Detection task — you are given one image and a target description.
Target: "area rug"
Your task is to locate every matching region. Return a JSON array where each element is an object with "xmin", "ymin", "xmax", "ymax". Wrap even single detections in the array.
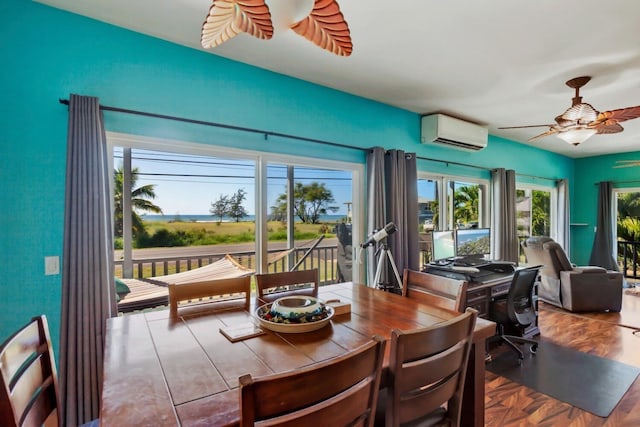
[{"xmin": 486, "ymin": 339, "xmax": 640, "ymax": 417}]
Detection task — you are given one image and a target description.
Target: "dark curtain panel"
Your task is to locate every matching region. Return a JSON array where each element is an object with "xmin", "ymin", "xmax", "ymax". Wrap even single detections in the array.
[
  {"xmin": 365, "ymin": 147, "xmax": 386, "ymax": 286},
  {"xmin": 589, "ymin": 181, "xmax": 619, "ymax": 270},
  {"xmin": 490, "ymin": 168, "xmax": 518, "ymax": 263},
  {"xmin": 60, "ymin": 94, "xmax": 116, "ymax": 426},
  {"xmin": 384, "ymin": 150, "xmax": 419, "ymax": 283}
]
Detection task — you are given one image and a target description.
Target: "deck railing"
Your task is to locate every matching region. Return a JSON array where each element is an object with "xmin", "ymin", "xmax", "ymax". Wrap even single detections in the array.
[
  {"xmin": 617, "ymin": 240, "xmax": 640, "ymax": 279},
  {"xmin": 115, "ymin": 245, "xmax": 340, "ymax": 286}
]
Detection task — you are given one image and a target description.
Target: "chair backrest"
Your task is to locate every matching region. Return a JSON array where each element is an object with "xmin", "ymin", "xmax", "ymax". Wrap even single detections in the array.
[
  {"xmin": 168, "ymin": 276, "xmax": 251, "ymax": 317},
  {"xmin": 402, "ymin": 268, "xmax": 468, "ymax": 312},
  {"xmin": 0, "ymin": 315, "xmax": 61, "ymax": 427},
  {"xmin": 522, "ymin": 236, "xmax": 572, "ymax": 279},
  {"xmin": 255, "ymin": 269, "xmax": 319, "ymax": 302},
  {"xmin": 506, "ymin": 265, "xmax": 542, "ymax": 327},
  {"xmin": 239, "ymin": 335, "xmax": 386, "ymax": 427},
  {"xmin": 385, "ymin": 308, "xmax": 478, "ymax": 427}
]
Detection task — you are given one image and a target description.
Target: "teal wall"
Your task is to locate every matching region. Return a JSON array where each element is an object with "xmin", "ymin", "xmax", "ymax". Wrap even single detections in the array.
[
  {"xmin": 573, "ymin": 152, "xmax": 640, "ymax": 264},
  {"xmin": 0, "ymin": 0, "xmax": 629, "ymax": 349}
]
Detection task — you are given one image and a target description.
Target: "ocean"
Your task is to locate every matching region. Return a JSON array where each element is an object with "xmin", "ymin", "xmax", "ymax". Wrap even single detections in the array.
[{"xmin": 142, "ymin": 214, "xmax": 348, "ymax": 223}]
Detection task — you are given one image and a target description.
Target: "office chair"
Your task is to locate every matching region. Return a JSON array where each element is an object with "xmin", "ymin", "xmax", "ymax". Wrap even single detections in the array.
[{"xmin": 488, "ymin": 265, "xmax": 542, "ymax": 361}]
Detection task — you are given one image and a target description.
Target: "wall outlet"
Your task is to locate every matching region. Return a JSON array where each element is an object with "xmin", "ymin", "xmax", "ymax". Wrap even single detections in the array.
[{"xmin": 45, "ymin": 256, "xmax": 60, "ymax": 276}]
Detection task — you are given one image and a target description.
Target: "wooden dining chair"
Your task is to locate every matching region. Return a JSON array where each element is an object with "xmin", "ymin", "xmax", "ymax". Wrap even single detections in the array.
[
  {"xmin": 168, "ymin": 275, "xmax": 251, "ymax": 316},
  {"xmin": 0, "ymin": 315, "xmax": 61, "ymax": 427},
  {"xmin": 239, "ymin": 335, "xmax": 386, "ymax": 427},
  {"xmin": 255, "ymin": 268, "xmax": 319, "ymax": 302},
  {"xmin": 0, "ymin": 315, "xmax": 100, "ymax": 427},
  {"xmin": 402, "ymin": 268, "xmax": 468, "ymax": 312},
  {"xmin": 377, "ymin": 308, "xmax": 478, "ymax": 427}
]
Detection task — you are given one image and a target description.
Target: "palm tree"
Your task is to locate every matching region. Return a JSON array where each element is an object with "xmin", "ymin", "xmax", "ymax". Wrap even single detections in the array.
[
  {"xmin": 453, "ymin": 185, "xmax": 479, "ymax": 226},
  {"xmin": 113, "ymin": 166, "xmax": 163, "ymax": 238}
]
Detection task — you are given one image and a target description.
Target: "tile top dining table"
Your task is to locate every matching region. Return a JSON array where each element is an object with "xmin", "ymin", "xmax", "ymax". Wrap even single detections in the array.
[{"xmin": 100, "ymin": 282, "xmax": 495, "ymax": 427}]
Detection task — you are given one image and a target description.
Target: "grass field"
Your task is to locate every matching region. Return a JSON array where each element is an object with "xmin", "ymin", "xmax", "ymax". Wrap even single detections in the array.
[
  {"xmin": 118, "ymin": 220, "xmax": 339, "ymax": 249},
  {"xmin": 144, "ymin": 220, "xmax": 333, "ymax": 240}
]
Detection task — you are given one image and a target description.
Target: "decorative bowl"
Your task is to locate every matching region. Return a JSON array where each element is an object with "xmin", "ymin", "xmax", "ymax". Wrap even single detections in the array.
[
  {"xmin": 271, "ymin": 296, "xmax": 323, "ymax": 317},
  {"xmin": 254, "ymin": 297, "xmax": 334, "ymax": 333}
]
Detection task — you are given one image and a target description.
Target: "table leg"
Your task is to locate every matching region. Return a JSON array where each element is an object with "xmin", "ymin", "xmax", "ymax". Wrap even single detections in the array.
[{"xmin": 461, "ymin": 342, "xmax": 485, "ymax": 427}]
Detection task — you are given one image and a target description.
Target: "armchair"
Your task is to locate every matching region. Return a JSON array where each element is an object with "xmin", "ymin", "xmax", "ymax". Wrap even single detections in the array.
[{"xmin": 521, "ymin": 236, "xmax": 622, "ymax": 312}]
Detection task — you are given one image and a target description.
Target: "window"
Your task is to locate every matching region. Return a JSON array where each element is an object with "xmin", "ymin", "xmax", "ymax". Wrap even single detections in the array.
[
  {"xmin": 516, "ymin": 185, "xmax": 556, "ymax": 262},
  {"xmin": 109, "ymin": 133, "xmax": 363, "ymax": 285},
  {"xmin": 417, "ymin": 175, "xmax": 489, "ymax": 265}
]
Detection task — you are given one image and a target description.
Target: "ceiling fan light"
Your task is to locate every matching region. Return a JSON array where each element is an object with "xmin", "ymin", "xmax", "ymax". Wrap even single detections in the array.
[
  {"xmin": 562, "ymin": 103, "xmax": 598, "ymax": 122},
  {"xmin": 556, "ymin": 127, "xmax": 597, "ymax": 146}
]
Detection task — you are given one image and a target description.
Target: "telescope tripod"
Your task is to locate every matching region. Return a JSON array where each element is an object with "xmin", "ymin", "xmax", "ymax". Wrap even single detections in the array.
[{"xmin": 373, "ymin": 243, "xmax": 402, "ymax": 293}]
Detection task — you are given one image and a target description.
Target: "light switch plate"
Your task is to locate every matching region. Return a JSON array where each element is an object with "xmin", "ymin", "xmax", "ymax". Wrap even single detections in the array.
[{"xmin": 45, "ymin": 256, "xmax": 60, "ymax": 275}]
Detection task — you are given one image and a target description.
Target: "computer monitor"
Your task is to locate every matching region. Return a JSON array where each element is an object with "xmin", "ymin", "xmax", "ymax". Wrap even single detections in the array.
[
  {"xmin": 431, "ymin": 230, "xmax": 456, "ymax": 261},
  {"xmin": 455, "ymin": 228, "xmax": 490, "ymax": 257}
]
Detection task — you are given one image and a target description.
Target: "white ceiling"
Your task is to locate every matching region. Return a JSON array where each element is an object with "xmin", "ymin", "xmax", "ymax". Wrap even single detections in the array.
[{"xmin": 38, "ymin": 0, "xmax": 640, "ymax": 158}]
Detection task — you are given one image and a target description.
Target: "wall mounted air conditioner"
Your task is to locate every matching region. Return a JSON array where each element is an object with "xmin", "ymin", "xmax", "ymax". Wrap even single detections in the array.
[{"xmin": 421, "ymin": 114, "xmax": 488, "ymax": 151}]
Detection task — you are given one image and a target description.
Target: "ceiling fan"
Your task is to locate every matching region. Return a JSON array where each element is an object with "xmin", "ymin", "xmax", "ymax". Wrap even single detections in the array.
[
  {"xmin": 200, "ymin": 0, "xmax": 352, "ymax": 56},
  {"xmin": 499, "ymin": 76, "xmax": 640, "ymax": 146}
]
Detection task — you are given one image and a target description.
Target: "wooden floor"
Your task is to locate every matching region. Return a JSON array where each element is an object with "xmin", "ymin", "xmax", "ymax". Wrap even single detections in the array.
[{"xmin": 485, "ymin": 292, "xmax": 640, "ymax": 426}]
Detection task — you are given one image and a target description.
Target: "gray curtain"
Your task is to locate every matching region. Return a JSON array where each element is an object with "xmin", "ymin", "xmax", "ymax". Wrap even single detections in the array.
[
  {"xmin": 589, "ymin": 181, "xmax": 619, "ymax": 270},
  {"xmin": 364, "ymin": 148, "xmax": 418, "ymax": 288},
  {"xmin": 365, "ymin": 148, "xmax": 386, "ymax": 286},
  {"xmin": 384, "ymin": 150, "xmax": 419, "ymax": 282},
  {"xmin": 60, "ymin": 94, "xmax": 116, "ymax": 426},
  {"xmin": 490, "ymin": 168, "xmax": 518, "ymax": 263},
  {"xmin": 557, "ymin": 178, "xmax": 571, "ymax": 256}
]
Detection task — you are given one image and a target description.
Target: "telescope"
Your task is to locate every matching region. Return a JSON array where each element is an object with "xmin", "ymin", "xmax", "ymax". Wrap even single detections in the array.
[{"xmin": 361, "ymin": 222, "xmax": 397, "ymax": 248}]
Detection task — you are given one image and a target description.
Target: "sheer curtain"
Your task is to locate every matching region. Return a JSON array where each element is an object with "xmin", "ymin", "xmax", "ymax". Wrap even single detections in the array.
[
  {"xmin": 589, "ymin": 181, "xmax": 619, "ymax": 270},
  {"xmin": 364, "ymin": 148, "xmax": 418, "ymax": 288},
  {"xmin": 60, "ymin": 94, "xmax": 116, "ymax": 426},
  {"xmin": 490, "ymin": 168, "xmax": 518, "ymax": 263},
  {"xmin": 557, "ymin": 178, "xmax": 571, "ymax": 256}
]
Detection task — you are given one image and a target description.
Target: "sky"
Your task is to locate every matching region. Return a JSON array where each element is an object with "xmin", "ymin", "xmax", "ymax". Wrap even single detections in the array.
[{"xmin": 113, "ymin": 148, "xmax": 354, "ymax": 216}]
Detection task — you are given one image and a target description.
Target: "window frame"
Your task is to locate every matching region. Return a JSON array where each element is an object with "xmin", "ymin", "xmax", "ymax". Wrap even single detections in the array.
[{"xmin": 107, "ymin": 131, "xmax": 365, "ymax": 283}]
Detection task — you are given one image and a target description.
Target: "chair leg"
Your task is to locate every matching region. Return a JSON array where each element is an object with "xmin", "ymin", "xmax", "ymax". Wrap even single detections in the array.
[
  {"xmin": 503, "ymin": 335, "xmax": 538, "ymax": 355},
  {"xmin": 500, "ymin": 335, "xmax": 525, "ymax": 360}
]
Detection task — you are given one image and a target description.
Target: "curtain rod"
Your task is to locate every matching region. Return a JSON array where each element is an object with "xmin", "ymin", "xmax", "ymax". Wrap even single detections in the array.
[
  {"xmin": 415, "ymin": 155, "xmax": 490, "ymax": 171},
  {"xmin": 58, "ymin": 99, "xmax": 558, "ymax": 182},
  {"xmin": 516, "ymin": 172, "xmax": 558, "ymax": 182},
  {"xmin": 58, "ymin": 98, "xmax": 366, "ymax": 152},
  {"xmin": 595, "ymin": 180, "xmax": 640, "ymax": 186}
]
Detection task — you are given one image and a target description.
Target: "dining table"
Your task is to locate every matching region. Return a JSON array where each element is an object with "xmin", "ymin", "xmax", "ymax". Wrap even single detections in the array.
[{"xmin": 100, "ymin": 281, "xmax": 495, "ymax": 427}]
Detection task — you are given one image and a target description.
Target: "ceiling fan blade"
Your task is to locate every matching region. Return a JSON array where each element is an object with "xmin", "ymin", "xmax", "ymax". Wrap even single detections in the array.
[
  {"xmin": 201, "ymin": 0, "xmax": 273, "ymax": 49},
  {"xmin": 528, "ymin": 129, "xmax": 559, "ymax": 141},
  {"xmin": 592, "ymin": 105, "xmax": 640, "ymax": 126},
  {"xmin": 498, "ymin": 124, "xmax": 554, "ymax": 129},
  {"xmin": 290, "ymin": 0, "xmax": 353, "ymax": 56},
  {"xmin": 595, "ymin": 123, "xmax": 624, "ymax": 134},
  {"xmin": 613, "ymin": 160, "xmax": 640, "ymax": 168}
]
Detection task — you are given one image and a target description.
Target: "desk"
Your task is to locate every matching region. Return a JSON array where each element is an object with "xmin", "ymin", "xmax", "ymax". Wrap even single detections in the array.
[
  {"xmin": 426, "ymin": 264, "xmax": 540, "ymax": 338},
  {"xmin": 100, "ymin": 282, "xmax": 494, "ymax": 427}
]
